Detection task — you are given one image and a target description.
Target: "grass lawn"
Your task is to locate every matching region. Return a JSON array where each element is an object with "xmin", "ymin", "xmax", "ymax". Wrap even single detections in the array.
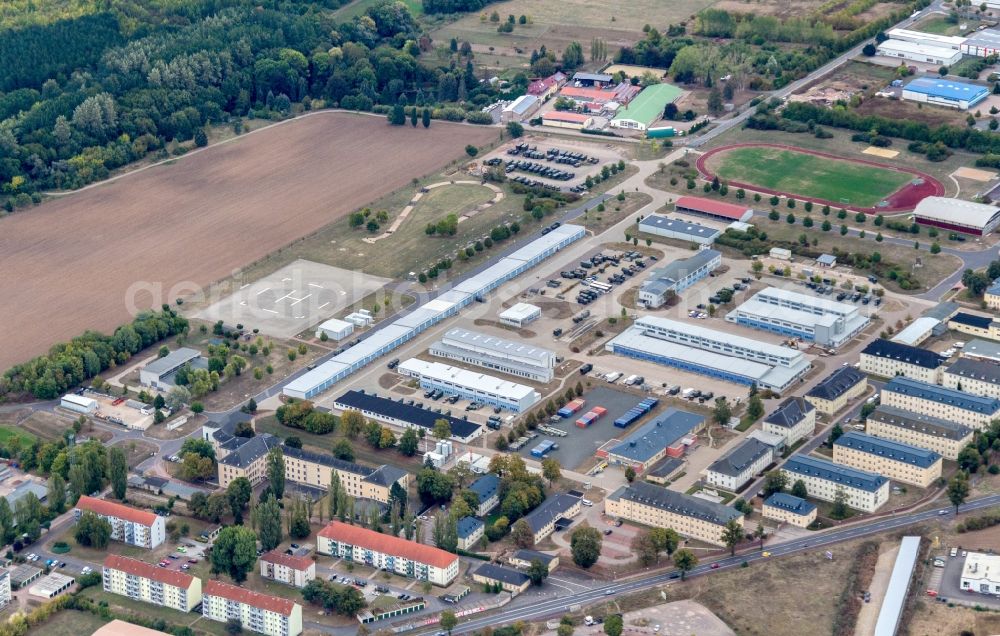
[
  {"xmin": 709, "ymin": 146, "xmax": 913, "ymax": 208},
  {"xmin": 914, "ymin": 15, "xmax": 981, "ymax": 36},
  {"xmin": 80, "ymin": 587, "xmax": 229, "ymax": 636},
  {"xmin": 335, "ymin": 0, "xmax": 422, "ymax": 19},
  {"xmin": 34, "ymin": 609, "xmax": 109, "ymax": 636},
  {"xmin": 0, "ymin": 425, "xmax": 36, "ymax": 447}
]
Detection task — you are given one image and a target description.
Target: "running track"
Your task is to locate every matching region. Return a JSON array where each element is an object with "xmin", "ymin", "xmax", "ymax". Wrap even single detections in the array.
[{"xmin": 696, "ymin": 142, "xmax": 945, "ymax": 213}]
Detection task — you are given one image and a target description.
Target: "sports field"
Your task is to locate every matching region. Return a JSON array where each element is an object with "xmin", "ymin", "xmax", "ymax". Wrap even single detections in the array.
[{"xmin": 702, "ymin": 145, "xmax": 916, "ymax": 208}]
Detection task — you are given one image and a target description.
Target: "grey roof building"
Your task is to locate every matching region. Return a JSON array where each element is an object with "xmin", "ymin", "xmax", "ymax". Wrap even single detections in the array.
[
  {"xmin": 572, "ymin": 72, "xmax": 613, "ymax": 84},
  {"xmin": 510, "ymin": 549, "xmax": 558, "ymax": 569},
  {"xmin": 783, "ymin": 455, "xmax": 888, "ymax": 492},
  {"xmin": 834, "ymin": 431, "xmax": 941, "ymax": 468},
  {"xmin": 473, "ymin": 563, "xmax": 531, "ymax": 588},
  {"xmin": 806, "ymin": 366, "xmax": 866, "ymax": 401},
  {"xmin": 637, "ymin": 214, "xmax": 721, "ymax": 245},
  {"xmin": 706, "ymin": 438, "xmax": 775, "ymax": 479},
  {"xmin": 764, "ymin": 397, "xmax": 815, "ymax": 429},
  {"xmin": 763, "ymin": 492, "xmax": 816, "ymax": 517},
  {"xmin": 468, "ymin": 474, "xmax": 500, "ymax": 513},
  {"xmin": 522, "ymin": 493, "xmax": 581, "ymax": 537},
  {"xmin": 140, "ymin": 347, "xmax": 204, "ymax": 389},
  {"xmin": 606, "ymin": 408, "xmax": 705, "ymax": 468},
  {"xmin": 884, "ymin": 376, "xmax": 1000, "ymax": 414},
  {"xmin": 282, "ymin": 445, "xmax": 407, "ymax": 488},
  {"xmin": 945, "ymin": 357, "xmax": 1000, "ymax": 387},
  {"xmin": 333, "ymin": 390, "xmax": 482, "ymax": 442},
  {"xmin": 457, "ymin": 516, "xmax": 484, "ymax": 540},
  {"xmin": 868, "ymin": 405, "xmax": 973, "ymax": 441},
  {"xmin": 217, "ymin": 433, "xmax": 282, "ymax": 469},
  {"xmin": 607, "ymin": 481, "xmax": 741, "ymax": 527},
  {"xmin": 962, "ymin": 339, "xmax": 1000, "ymax": 363}
]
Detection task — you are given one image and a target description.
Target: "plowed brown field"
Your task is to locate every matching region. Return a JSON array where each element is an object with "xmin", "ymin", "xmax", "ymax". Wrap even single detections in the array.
[{"xmin": 0, "ymin": 112, "xmax": 493, "ymax": 369}]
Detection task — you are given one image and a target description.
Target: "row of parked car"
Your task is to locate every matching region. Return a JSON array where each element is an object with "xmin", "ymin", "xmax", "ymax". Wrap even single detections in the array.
[{"xmin": 506, "ymin": 160, "xmax": 575, "ymax": 181}]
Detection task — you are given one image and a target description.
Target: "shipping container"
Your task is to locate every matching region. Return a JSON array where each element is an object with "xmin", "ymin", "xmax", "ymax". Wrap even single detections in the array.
[
  {"xmin": 646, "ymin": 126, "xmax": 676, "ymax": 139},
  {"xmin": 530, "ymin": 440, "xmax": 557, "ymax": 457},
  {"xmin": 557, "ymin": 398, "xmax": 586, "ymax": 418}
]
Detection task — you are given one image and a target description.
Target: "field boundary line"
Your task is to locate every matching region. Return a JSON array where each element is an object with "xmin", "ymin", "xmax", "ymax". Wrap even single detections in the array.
[{"xmin": 41, "ymin": 109, "xmax": 493, "ymax": 199}]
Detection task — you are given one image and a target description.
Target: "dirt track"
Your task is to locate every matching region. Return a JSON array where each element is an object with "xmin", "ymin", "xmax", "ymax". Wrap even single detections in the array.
[{"xmin": 0, "ymin": 112, "xmax": 494, "ymax": 369}]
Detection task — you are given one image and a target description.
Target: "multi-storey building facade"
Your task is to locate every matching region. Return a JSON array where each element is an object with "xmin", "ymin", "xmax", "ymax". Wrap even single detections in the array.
[
  {"xmin": 429, "ymin": 328, "xmax": 556, "ymax": 382},
  {"xmin": 202, "ymin": 580, "xmax": 303, "ymax": 636},
  {"xmin": 833, "ymin": 431, "xmax": 942, "ymax": 488},
  {"xmin": 317, "ymin": 521, "xmax": 459, "ymax": 586},
  {"xmin": 948, "ymin": 312, "xmax": 1000, "ymax": 341},
  {"xmin": 74, "ymin": 496, "xmax": 165, "ymax": 549},
  {"xmin": 881, "ymin": 376, "xmax": 1000, "ymax": 430},
  {"xmin": 859, "ymin": 338, "xmax": 946, "ymax": 383},
  {"xmin": 468, "ymin": 474, "xmax": 500, "ymax": 516},
  {"xmin": 726, "ymin": 287, "xmax": 870, "ymax": 347},
  {"xmin": 943, "ymin": 357, "xmax": 1000, "ymax": 399},
  {"xmin": 762, "ymin": 493, "xmax": 817, "ymax": 528},
  {"xmin": 259, "ymin": 551, "xmax": 315, "ymax": 588},
  {"xmin": 704, "ymin": 437, "xmax": 778, "ymax": 491},
  {"xmin": 0, "ymin": 569, "xmax": 10, "ymax": 609},
  {"xmin": 103, "ymin": 555, "xmax": 202, "ymax": 612},
  {"xmin": 865, "ymin": 405, "xmax": 973, "ymax": 460},
  {"xmin": 804, "ymin": 367, "xmax": 867, "ymax": 416},
  {"xmin": 522, "ymin": 493, "xmax": 583, "ymax": 544},
  {"xmin": 781, "ymin": 455, "xmax": 889, "ymax": 513},
  {"xmin": 280, "ymin": 446, "xmax": 407, "ymax": 504},
  {"xmin": 606, "ymin": 482, "xmax": 743, "ymax": 547},
  {"xmin": 762, "ymin": 397, "xmax": 816, "ymax": 446}
]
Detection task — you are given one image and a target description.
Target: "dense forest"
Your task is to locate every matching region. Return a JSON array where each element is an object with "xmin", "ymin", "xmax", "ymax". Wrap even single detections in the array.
[{"xmin": 0, "ymin": 0, "xmax": 502, "ymax": 205}]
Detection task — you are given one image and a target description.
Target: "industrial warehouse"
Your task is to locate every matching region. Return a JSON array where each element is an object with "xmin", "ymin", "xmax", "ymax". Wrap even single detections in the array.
[
  {"xmin": 429, "ymin": 328, "xmax": 556, "ymax": 382},
  {"xmin": 725, "ymin": 286, "xmax": 870, "ymax": 347},
  {"xmin": 605, "ymin": 316, "xmax": 812, "ymax": 390},
  {"xmin": 283, "ymin": 225, "xmax": 584, "ymax": 399},
  {"xmin": 638, "ymin": 249, "xmax": 722, "ymax": 308},
  {"xmin": 637, "ymin": 214, "xmax": 721, "ymax": 245},
  {"xmin": 913, "ymin": 197, "xmax": 1000, "ymax": 235},
  {"xmin": 397, "ymin": 359, "xmax": 540, "ymax": 413}
]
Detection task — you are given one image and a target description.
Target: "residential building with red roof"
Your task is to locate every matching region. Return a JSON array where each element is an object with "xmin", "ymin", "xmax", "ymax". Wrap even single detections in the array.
[
  {"xmin": 527, "ymin": 72, "xmax": 567, "ymax": 99},
  {"xmin": 202, "ymin": 579, "xmax": 303, "ymax": 636},
  {"xmin": 75, "ymin": 496, "xmax": 165, "ymax": 549},
  {"xmin": 259, "ymin": 550, "xmax": 316, "ymax": 588},
  {"xmin": 674, "ymin": 196, "xmax": 754, "ymax": 223},
  {"xmin": 317, "ymin": 520, "xmax": 460, "ymax": 586},
  {"xmin": 102, "ymin": 555, "xmax": 202, "ymax": 612}
]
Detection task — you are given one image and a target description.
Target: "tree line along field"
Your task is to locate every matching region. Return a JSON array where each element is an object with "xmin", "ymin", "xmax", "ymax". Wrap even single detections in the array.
[{"xmin": 0, "ymin": 112, "xmax": 494, "ymax": 371}]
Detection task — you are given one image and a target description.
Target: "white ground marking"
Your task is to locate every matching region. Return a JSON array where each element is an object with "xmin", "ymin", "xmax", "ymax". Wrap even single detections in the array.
[
  {"xmin": 289, "ymin": 294, "xmax": 312, "ymax": 306},
  {"xmin": 275, "ymin": 291, "xmax": 295, "ymax": 303},
  {"xmin": 240, "ymin": 284, "xmax": 250, "ymax": 289},
  {"xmin": 319, "ymin": 302, "xmax": 330, "ymax": 309},
  {"xmin": 262, "ymin": 308, "xmax": 279, "ymax": 314},
  {"xmin": 256, "ymin": 288, "xmax": 271, "ymax": 296},
  {"xmin": 308, "ymin": 283, "xmax": 324, "ymax": 289}
]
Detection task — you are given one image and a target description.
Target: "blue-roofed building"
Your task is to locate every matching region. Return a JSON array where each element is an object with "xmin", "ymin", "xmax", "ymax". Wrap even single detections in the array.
[
  {"xmin": 602, "ymin": 408, "xmax": 705, "ymax": 472},
  {"xmin": 605, "ymin": 481, "xmax": 743, "ymax": 547},
  {"xmin": 782, "ymin": 455, "xmax": 889, "ymax": 512},
  {"xmin": 332, "ymin": 390, "xmax": 483, "ymax": 443},
  {"xmin": 902, "ymin": 76, "xmax": 989, "ymax": 110},
  {"xmin": 859, "ymin": 338, "xmax": 945, "ymax": 384},
  {"xmin": 882, "ymin": 376, "xmax": 1000, "ymax": 430},
  {"xmin": 468, "ymin": 474, "xmax": 500, "ymax": 516},
  {"xmin": 805, "ymin": 366, "xmax": 867, "ymax": 416},
  {"xmin": 763, "ymin": 493, "xmax": 817, "ymax": 528},
  {"xmin": 987, "ymin": 279, "xmax": 1000, "ymax": 311},
  {"xmin": 948, "ymin": 311, "xmax": 1000, "ymax": 340},
  {"xmin": 457, "ymin": 516, "xmax": 485, "ymax": 550},
  {"xmin": 833, "ymin": 431, "xmax": 943, "ymax": 487}
]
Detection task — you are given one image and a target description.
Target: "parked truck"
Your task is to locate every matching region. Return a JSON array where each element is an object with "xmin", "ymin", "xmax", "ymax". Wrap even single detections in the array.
[{"xmin": 605, "ymin": 372, "xmax": 622, "ymax": 383}]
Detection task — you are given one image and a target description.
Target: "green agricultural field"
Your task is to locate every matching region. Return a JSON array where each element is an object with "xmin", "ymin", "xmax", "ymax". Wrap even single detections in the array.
[
  {"xmin": 709, "ymin": 146, "xmax": 912, "ymax": 207},
  {"xmin": 0, "ymin": 425, "xmax": 36, "ymax": 448}
]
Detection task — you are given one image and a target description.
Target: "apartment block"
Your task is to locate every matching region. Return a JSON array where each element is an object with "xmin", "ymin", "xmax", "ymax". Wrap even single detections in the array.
[
  {"xmin": 865, "ymin": 405, "xmax": 973, "ymax": 460},
  {"xmin": 762, "ymin": 397, "xmax": 816, "ymax": 446},
  {"xmin": 202, "ymin": 580, "xmax": 303, "ymax": 636},
  {"xmin": 833, "ymin": 431, "xmax": 942, "ymax": 488},
  {"xmin": 859, "ymin": 338, "xmax": 945, "ymax": 383},
  {"xmin": 948, "ymin": 312, "xmax": 1000, "ymax": 341},
  {"xmin": 704, "ymin": 437, "xmax": 778, "ymax": 492},
  {"xmin": 317, "ymin": 521, "xmax": 459, "ymax": 586},
  {"xmin": 259, "ymin": 551, "xmax": 315, "ymax": 588},
  {"xmin": 280, "ymin": 446, "xmax": 407, "ymax": 504},
  {"xmin": 522, "ymin": 494, "xmax": 582, "ymax": 544},
  {"xmin": 74, "ymin": 496, "xmax": 165, "ymax": 549},
  {"xmin": 103, "ymin": 555, "xmax": 202, "ymax": 612},
  {"xmin": 467, "ymin": 474, "xmax": 500, "ymax": 516},
  {"xmin": 782, "ymin": 455, "xmax": 889, "ymax": 513},
  {"xmin": 605, "ymin": 481, "xmax": 743, "ymax": 547},
  {"xmin": 805, "ymin": 367, "xmax": 867, "ymax": 416},
  {"xmin": 881, "ymin": 376, "xmax": 1000, "ymax": 430},
  {"xmin": 0, "ymin": 569, "xmax": 10, "ymax": 610},
  {"xmin": 762, "ymin": 493, "xmax": 817, "ymax": 528},
  {"xmin": 943, "ymin": 357, "xmax": 1000, "ymax": 399}
]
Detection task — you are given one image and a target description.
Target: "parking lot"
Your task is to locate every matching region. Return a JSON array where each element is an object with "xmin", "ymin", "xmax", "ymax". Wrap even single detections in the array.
[
  {"xmin": 196, "ymin": 259, "xmax": 390, "ymax": 338},
  {"xmin": 478, "ymin": 137, "xmax": 625, "ymax": 192},
  {"xmin": 513, "ymin": 385, "xmax": 663, "ymax": 471}
]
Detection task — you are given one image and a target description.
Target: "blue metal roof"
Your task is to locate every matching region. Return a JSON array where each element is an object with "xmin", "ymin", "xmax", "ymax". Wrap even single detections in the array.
[
  {"xmin": 764, "ymin": 492, "xmax": 816, "ymax": 516},
  {"xmin": 884, "ymin": 376, "xmax": 1000, "ymax": 414},
  {"xmin": 950, "ymin": 311, "xmax": 996, "ymax": 329},
  {"xmin": 457, "ymin": 516, "xmax": 484, "ymax": 538},
  {"xmin": 835, "ymin": 431, "xmax": 941, "ymax": 468},
  {"xmin": 988, "ymin": 278, "xmax": 1000, "ymax": 296},
  {"xmin": 904, "ymin": 76, "xmax": 990, "ymax": 102},
  {"xmin": 861, "ymin": 338, "xmax": 945, "ymax": 370},
  {"xmin": 608, "ymin": 408, "xmax": 704, "ymax": 463},
  {"xmin": 468, "ymin": 474, "xmax": 499, "ymax": 503},
  {"xmin": 783, "ymin": 455, "xmax": 888, "ymax": 492}
]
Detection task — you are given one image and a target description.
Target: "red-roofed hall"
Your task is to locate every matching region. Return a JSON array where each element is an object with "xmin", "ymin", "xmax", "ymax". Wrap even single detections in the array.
[{"xmin": 674, "ymin": 196, "xmax": 754, "ymax": 223}]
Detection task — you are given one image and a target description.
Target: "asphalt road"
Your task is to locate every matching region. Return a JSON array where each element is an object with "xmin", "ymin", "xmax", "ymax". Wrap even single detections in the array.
[
  {"xmin": 204, "ymin": 192, "xmax": 612, "ymax": 425},
  {"xmin": 418, "ymin": 494, "xmax": 1000, "ymax": 636}
]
